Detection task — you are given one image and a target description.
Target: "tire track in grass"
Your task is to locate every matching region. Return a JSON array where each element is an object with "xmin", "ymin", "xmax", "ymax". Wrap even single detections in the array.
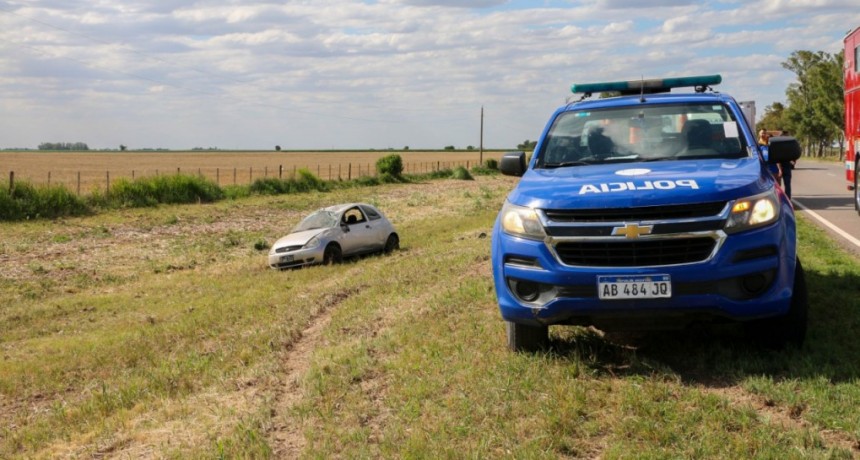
[
  {"xmin": 269, "ymin": 284, "xmax": 363, "ymax": 458},
  {"xmin": 267, "ymin": 240, "xmax": 493, "ymax": 457},
  {"xmin": 266, "ymin": 252, "xmax": 444, "ymax": 457}
]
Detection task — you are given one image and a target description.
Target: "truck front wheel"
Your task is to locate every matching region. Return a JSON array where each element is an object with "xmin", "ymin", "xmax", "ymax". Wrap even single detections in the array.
[
  {"xmin": 746, "ymin": 260, "xmax": 808, "ymax": 348},
  {"xmin": 506, "ymin": 321, "xmax": 549, "ymax": 352}
]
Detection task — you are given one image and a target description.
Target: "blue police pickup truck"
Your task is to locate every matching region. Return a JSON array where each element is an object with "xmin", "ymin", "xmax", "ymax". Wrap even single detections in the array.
[{"xmin": 492, "ymin": 75, "xmax": 805, "ymax": 352}]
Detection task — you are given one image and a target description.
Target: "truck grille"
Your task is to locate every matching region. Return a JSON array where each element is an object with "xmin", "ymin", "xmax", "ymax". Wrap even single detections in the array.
[
  {"xmin": 544, "ymin": 201, "xmax": 726, "ymax": 222},
  {"xmin": 555, "ymin": 237, "xmax": 716, "ymax": 267}
]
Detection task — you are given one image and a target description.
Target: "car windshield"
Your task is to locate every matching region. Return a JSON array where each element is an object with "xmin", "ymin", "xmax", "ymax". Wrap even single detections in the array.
[
  {"xmin": 293, "ymin": 210, "xmax": 339, "ymax": 232},
  {"xmin": 536, "ymin": 102, "xmax": 748, "ymax": 168}
]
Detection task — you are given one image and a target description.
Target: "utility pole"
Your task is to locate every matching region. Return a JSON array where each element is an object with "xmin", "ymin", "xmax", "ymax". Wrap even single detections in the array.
[{"xmin": 479, "ymin": 106, "xmax": 484, "ymax": 165}]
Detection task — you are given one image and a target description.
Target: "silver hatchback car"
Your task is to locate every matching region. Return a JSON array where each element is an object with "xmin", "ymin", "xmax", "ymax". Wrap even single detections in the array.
[{"xmin": 268, "ymin": 203, "xmax": 399, "ymax": 269}]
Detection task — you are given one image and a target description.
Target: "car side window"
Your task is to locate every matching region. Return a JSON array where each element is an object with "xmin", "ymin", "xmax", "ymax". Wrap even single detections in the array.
[
  {"xmin": 361, "ymin": 205, "xmax": 382, "ymax": 221},
  {"xmin": 343, "ymin": 207, "xmax": 366, "ymax": 225}
]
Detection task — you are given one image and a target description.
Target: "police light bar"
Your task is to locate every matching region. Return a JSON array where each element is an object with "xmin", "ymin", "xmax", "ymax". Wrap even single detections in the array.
[{"xmin": 570, "ymin": 75, "xmax": 722, "ymax": 95}]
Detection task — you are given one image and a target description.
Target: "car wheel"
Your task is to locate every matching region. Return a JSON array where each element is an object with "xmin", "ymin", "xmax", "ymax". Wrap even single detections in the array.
[
  {"xmin": 383, "ymin": 234, "xmax": 400, "ymax": 254},
  {"xmin": 505, "ymin": 321, "xmax": 549, "ymax": 352},
  {"xmin": 323, "ymin": 244, "xmax": 342, "ymax": 265},
  {"xmin": 745, "ymin": 259, "xmax": 808, "ymax": 349}
]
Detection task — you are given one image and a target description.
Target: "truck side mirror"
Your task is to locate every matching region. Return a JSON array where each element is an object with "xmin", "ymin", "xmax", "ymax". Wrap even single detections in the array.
[
  {"xmin": 499, "ymin": 151, "xmax": 527, "ymax": 177},
  {"xmin": 767, "ymin": 137, "xmax": 801, "ymax": 163}
]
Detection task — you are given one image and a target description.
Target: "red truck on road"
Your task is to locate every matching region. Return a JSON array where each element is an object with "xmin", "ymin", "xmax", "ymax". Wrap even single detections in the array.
[{"xmin": 845, "ymin": 26, "xmax": 860, "ymax": 214}]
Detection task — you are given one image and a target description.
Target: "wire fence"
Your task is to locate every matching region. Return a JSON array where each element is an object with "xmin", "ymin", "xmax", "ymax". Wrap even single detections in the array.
[{"xmin": 3, "ymin": 159, "xmax": 483, "ymax": 194}]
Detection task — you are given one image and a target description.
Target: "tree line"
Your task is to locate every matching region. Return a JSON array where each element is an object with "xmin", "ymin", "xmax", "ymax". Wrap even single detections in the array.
[
  {"xmin": 758, "ymin": 50, "xmax": 844, "ymax": 159},
  {"xmin": 38, "ymin": 142, "xmax": 90, "ymax": 151}
]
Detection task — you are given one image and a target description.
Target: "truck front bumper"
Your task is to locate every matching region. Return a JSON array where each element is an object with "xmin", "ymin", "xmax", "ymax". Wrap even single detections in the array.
[{"xmin": 492, "ymin": 219, "xmax": 796, "ymax": 330}]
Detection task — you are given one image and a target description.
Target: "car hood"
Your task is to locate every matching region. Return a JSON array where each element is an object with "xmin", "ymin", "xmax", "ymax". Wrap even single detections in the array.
[
  {"xmin": 272, "ymin": 228, "xmax": 329, "ymax": 249},
  {"xmin": 507, "ymin": 157, "xmax": 770, "ymax": 210}
]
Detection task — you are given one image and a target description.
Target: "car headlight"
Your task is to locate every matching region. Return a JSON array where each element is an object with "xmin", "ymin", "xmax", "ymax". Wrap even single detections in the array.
[
  {"xmin": 500, "ymin": 201, "xmax": 546, "ymax": 240},
  {"xmin": 303, "ymin": 235, "xmax": 321, "ymax": 249},
  {"xmin": 724, "ymin": 188, "xmax": 780, "ymax": 234}
]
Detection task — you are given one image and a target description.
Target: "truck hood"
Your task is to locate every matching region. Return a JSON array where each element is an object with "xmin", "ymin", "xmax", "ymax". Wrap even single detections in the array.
[{"xmin": 507, "ymin": 157, "xmax": 770, "ymax": 210}]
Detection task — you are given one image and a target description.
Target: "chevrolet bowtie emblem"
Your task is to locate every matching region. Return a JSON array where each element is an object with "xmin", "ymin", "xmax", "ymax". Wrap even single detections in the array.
[{"xmin": 612, "ymin": 223, "xmax": 653, "ymax": 239}]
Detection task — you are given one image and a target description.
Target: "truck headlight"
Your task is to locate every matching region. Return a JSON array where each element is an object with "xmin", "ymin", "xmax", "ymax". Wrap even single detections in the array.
[
  {"xmin": 500, "ymin": 201, "xmax": 546, "ymax": 240},
  {"xmin": 724, "ymin": 189, "xmax": 780, "ymax": 234}
]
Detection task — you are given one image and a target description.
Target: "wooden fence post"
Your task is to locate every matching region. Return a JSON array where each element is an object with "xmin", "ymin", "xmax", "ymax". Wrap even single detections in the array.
[
  {"xmin": 279, "ymin": 165, "xmax": 283, "ymax": 179},
  {"xmin": 8, "ymin": 171, "xmax": 13, "ymax": 193},
  {"xmin": 233, "ymin": 168, "xmax": 237, "ymax": 185},
  {"xmin": 216, "ymin": 168, "xmax": 220, "ymax": 185},
  {"xmin": 348, "ymin": 163, "xmax": 352, "ymax": 180},
  {"xmin": 77, "ymin": 172, "xmax": 81, "ymax": 195},
  {"xmin": 47, "ymin": 171, "xmax": 51, "ymax": 186},
  {"xmin": 106, "ymin": 171, "xmax": 110, "ymax": 192}
]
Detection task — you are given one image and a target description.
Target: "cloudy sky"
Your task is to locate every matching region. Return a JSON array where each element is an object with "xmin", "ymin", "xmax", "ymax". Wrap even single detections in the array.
[{"xmin": 1, "ymin": 0, "xmax": 858, "ymax": 150}]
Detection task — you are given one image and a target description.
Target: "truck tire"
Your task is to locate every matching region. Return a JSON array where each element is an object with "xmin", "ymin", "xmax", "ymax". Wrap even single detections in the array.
[
  {"xmin": 746, "ymin": 259, "xmax": 808, "ymax": 348},
  {"xmin": 506, "ymin": 321, "xmax": 549, "ymax": 352}
]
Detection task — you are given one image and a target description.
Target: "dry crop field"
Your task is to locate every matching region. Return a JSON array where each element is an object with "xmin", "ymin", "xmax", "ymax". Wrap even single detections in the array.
[{"xmin": 0, "ymin": 150, "xmax": 507, "ymax": 193}]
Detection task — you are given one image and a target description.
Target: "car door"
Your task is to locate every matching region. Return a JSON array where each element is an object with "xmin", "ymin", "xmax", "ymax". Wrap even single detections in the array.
[
  {"xmin": 340, "ymin": 207, "xmax": 376, "ymax": 255},
  {"xmin": 359, "ymin": 204, "xmax": 388, "ymax": 250}
]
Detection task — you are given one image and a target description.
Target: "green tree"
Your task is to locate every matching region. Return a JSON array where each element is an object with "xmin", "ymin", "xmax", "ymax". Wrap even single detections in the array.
[
  {"xmin": 781, "ymin": 50, "xmax": 844, "ymax": 158},
  {"xmin": 517, "ymin": 140, "xmax": 537, "ymax": 150},
  {"xmin": 757, "ymin": 102, "xmax": 787, "ymax": 133},
  {"xmin": 808, "ymin": 52, "xmax": 845, "ymax": 159}
]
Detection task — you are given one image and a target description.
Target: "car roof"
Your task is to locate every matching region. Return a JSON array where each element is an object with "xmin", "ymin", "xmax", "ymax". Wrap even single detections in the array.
[
  {"xmin": 566, "ymin": 91, "xmax": 733, "ymax": 112},
  {"xmin": 322, "ymin": 203, "xmax": 375, "ymax": 213}
]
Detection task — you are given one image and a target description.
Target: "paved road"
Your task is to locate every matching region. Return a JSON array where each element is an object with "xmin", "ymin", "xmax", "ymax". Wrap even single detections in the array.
[{"xmin": 789, "ymin": 159, "xmax": 860, "ymax": 258}]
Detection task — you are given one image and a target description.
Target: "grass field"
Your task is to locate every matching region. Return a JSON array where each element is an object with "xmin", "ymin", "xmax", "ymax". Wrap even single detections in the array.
[
  {"xmin": 2, "ymin": 175, "xmax": 860, "ymax": 458},
  {"xmin": 0, "ymin": 150, "xmax": 506, "ymax": 194}
]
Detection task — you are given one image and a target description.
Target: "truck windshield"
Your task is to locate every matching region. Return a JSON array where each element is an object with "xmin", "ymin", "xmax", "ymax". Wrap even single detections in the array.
[{"xmin": 537, "ymin": 102, "xmax": 748, "ymax": 168}]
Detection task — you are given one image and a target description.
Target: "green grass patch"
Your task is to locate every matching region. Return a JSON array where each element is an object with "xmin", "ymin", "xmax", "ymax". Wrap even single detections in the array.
[
  {"xmin": 0, "ymin": 181, "xmax": 91, "ymax": 220},
  {"xmin": 92, "ymin": 174, "xmax": 225, "ymax": 208},
  {"xmin": 2, "ymin": 178, "xmax": 860, "ymax": 458}
]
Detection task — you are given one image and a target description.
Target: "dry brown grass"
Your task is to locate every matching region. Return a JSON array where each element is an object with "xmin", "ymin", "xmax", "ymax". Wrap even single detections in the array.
[{"xmin": 0, "ymin": 150, "xmax": 506, "ymax": 193}]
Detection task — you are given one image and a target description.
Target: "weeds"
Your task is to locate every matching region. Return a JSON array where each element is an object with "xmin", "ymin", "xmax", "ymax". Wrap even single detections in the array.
[
  {"xmin": 0, "ymin": 155, "xmax": 457, "ymax": 221},
  {"xmin": 0, "ymin": 181, "xmax": 91, "ymax": 220}
]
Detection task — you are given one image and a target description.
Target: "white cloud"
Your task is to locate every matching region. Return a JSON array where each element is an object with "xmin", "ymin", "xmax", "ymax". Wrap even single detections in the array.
[{"xmin": 0, "ymin": 0, "xmax": 856, "ymax": 149}]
